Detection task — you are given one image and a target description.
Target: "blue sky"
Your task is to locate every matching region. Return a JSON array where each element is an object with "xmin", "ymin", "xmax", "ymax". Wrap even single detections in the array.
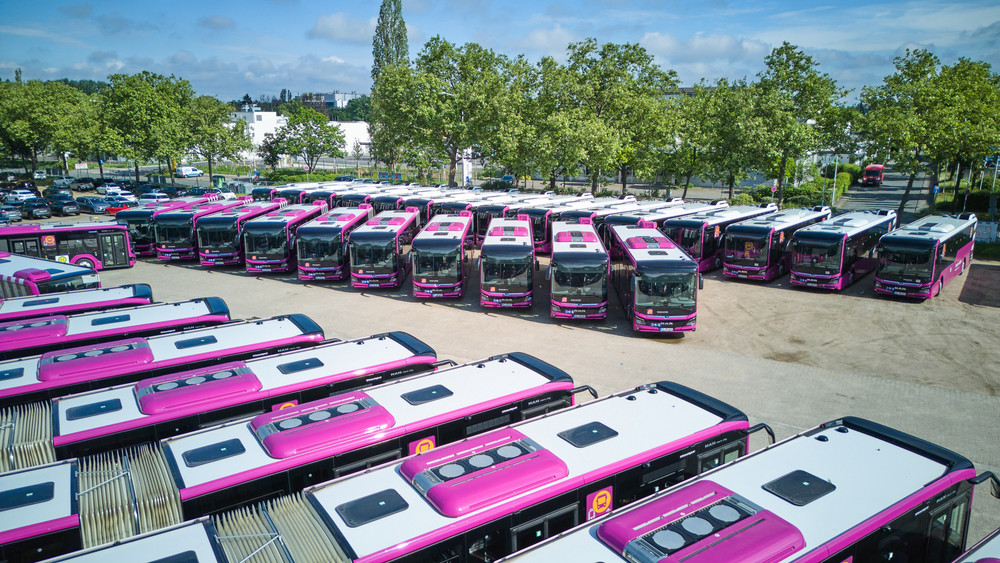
[{"xmin": 2, "ymin": 0, "xmax": 998, "ymax": 102}]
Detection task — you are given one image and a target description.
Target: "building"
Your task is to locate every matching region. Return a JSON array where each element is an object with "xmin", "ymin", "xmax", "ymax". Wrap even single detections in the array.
[{"xmin": 230, "ymin": 104, "xmax": 288, "ymax": 148}]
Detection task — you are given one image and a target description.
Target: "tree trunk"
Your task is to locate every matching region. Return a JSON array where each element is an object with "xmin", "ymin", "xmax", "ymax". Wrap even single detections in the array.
[
  {"xmin": 897, "ymin": 170, "xmax": 918, "ymax": 217},
  {"xmin": 683, "ymin": 171, "xmax": 692, "ymax": 200},
  {"xmin": 548, "ymin": 175, "xmax": 557, "ymax": 191},
  {"xmin": 207, "ymin": 156, "xmax": 214, "ymax": 182},
  {"xmin": 134, "ymin": 161, "xmax": 140, "ymax": 185},
  {"xmin": 776, "ymin": 152, "xmax": 789, "ymax": 207},
  {"xmin": 728, "ymin": 173, "xmax": 735, "ymax": 199},
  {"xmin": 447, "ymin": 150, "xmax": 458, "ymax": 187},
  {"xmin": 620, "ymin": 164, "xmax": 628, "ymax": 196}
]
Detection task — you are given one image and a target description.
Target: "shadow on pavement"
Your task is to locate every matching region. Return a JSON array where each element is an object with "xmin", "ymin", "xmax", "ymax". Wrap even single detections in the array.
[{"xmin": 958, "ymin": 263, "xmax": 1000, "ymax": 307}]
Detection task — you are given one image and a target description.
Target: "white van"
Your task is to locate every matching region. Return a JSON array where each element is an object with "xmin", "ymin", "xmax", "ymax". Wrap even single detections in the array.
[{"xmin": 175, "ymin": 166, "xmax": 204, "ymax": 178}]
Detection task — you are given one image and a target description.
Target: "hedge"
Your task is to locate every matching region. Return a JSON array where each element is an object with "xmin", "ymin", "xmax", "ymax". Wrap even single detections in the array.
[{"xmin": 742, "ymin": 171, "xmax": 851, "ymax": 207}]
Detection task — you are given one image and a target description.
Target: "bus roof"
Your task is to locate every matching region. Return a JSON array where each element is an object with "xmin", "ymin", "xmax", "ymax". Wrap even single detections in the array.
[
  {"xmin": 725, "ymin": 206, "xmax": 832, "ymax": 235},
  {"xmin": 550, "ymin": 221, "xmax": 607, "ymax": 258},
  {"xmin": 195, "ymin": 200, "xmax": 286, "ymax": 223},
  {"xmin": 297, "ymin": 206, "xmax": 373, "ymax": 234},
  {"xmin": 351, "ymin": 208, "xmax": 420, "ymax": 237},
  {"xmin": 0, "ymin": 252, "xmax": 99, "ymax": 280},
  {"xmin": 481, "ymin": 217, "xmax": 532, "ymax": 248},
  {"xmin": 505, "ymin": 416, "xmax": 973, "ymax": 563},
  {"xmin": 305, "ymin": 381, "xmax": 745, "ymax": 560},
  {"xmin": 610, "ymin": 224, "xmax": 697, "ymax": 269},
  {"xmin": 161, "ymin": 352, "xmax": 571, "ymax": 494},
  {"xmin": 664, "ymin": 203, "xmax": 778, "ymax": 227},
  {"xmin": 413, "ymin": 213, "xmax": 472, "ymax": 248},
  {"xmin": 603, "ymin": 201, "xmax": 730, "ymax": 227},
  {"xmin": 243, "ymin": 203, "xmax": 328, "ymax": 227},
  {"xmin": 0, "ymin": 284, "xmax": 152, "ymax": 322},
  {"xmin": 793, "ymin": 210, "xmax": 897, "ymax": 240},
  {"xmin": 880, "ymin": 214, "xmax": 978, "ymax": 245}
]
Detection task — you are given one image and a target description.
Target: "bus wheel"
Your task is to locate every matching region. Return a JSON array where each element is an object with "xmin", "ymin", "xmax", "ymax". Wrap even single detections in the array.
[
  {"xmin": 935, "ymin": 281, "xmax": 942, "ymax": 297},
  {"xmin": 777, "ymin": 263, "xmax": 785, "ymax": 277},
  {"xmin": 847, "ymin": 271, "xmax": 855, "ymax": 286},
  {"xmin": 76, "ymin": 258, "xmax": 95, "ymax": 269}
]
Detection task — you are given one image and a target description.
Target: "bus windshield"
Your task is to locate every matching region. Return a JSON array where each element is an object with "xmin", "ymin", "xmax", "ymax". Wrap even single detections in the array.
[
  {"xmin": 725, "ymin": 233, "xmax": 769, "ymax": 266},
  {"xmin": 244, "ymin": 226, "xmax": 288, "ymax": 257},
  {"xmin": 792, "ymin": 237, "xmax": 842, "ymax": 274},
  {"xmin": 198, "ymin": 223, "xmax": 239, "ymax": 251},
  {"xmin": 298, "ymin": 234, "xmax": 343, "ymax": 264},
  {"xmin": 413, "ymin": 248, "xmax": 460, "ymax": 281},
  {"xmin": 482, "ymin": 254, "xmax": 531, "ymax": 291},
  {"xmin": 155, "ymin": 218, "xmax": 194, "ymax": 245},
  {"xmin": 351, "ymin": 240, "xmax": 397, "ymax": 273},
  {"xmin": 119, "ymin": 217, "xmax": 153, "ymax": 245},
  {"xmin": 668, "ymin": 226, "xmax": 704, "ymax": 258},
  {"xmin": 552, "ymin": 261, "xmax": 607, "ymax": 303},
  {"xmin": 877, "ymin": 241, "xmax": 935, "ymax": 282},
  {"xmin": 636, "ymin": 272, "xmax": 697, "ymax": 312}
]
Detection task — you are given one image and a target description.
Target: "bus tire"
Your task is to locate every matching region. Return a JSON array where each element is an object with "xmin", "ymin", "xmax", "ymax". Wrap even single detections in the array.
[
  {"xmin": 76, "ymin": 258, "xmax": 95, "ymax": 269},
  {"xmin": 935, "ymin": 281, "xmax": 942, "ymax": 297}
]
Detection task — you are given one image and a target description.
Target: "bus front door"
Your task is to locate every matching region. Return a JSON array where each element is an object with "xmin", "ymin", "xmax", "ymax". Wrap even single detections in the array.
[{"xmin": 100, "ymin": 233, "xmax": 131, "ymax": 268}]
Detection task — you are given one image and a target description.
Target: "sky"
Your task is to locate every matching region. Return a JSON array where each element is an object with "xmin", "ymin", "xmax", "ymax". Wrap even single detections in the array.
[{"xmin": 2, "ymin": 0, "xmax": 999, "ymax": 103}]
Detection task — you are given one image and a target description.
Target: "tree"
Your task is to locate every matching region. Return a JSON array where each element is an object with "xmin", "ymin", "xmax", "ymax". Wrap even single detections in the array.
[
  {"xmin": 0, "ymin": 81, "xmax": 80, "ymax": 171},
  {"xmin": 351, "ymin": 140, "xmax": 365, "ymax": 176},
  {"xmin": 561, "ymin": 39, "xmax": 678, "ymax": 194},
  {"xmin": 861, "ymin": 49, "xmax": 940, "ymax": 216},
  {"xmin": 273, "ymin": 106, "xmax": 346, "ymax": 172},
  {"xmin": 372, "ymin": 0, "xmax": 409, "ymax": 82},
  {"xmin": 757, "ymin": 42, "xmax": 843, "ymax": 206},
  {"xmin": 257, "ymin": 133, "xmax": 282, "ymax": 171},
  {"xmin": 103, "ymin": 71, "xmax": 194, "ymax": 183},
  {"xmin": 187, "ymin": 95, "xmax": 252, "ymax": 179}
]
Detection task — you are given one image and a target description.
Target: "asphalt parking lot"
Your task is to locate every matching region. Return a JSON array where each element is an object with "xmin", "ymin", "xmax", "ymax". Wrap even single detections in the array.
[{"xmin": 98, "ymin": 250, "xmax": 1000, "ymax": 544}]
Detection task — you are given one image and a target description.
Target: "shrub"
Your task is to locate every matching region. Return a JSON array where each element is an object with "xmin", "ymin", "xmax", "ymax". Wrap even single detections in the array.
[
  {"xmin": 480, "ymin": 179, "xmax": 511, "ymax": 191},
  {"xmin": 729, "ymin": 193, "xmax": 754, "ymax": 206},
  {"xmin": 824, "ymin": 163, "xmax": 863, "ymax": 184}
]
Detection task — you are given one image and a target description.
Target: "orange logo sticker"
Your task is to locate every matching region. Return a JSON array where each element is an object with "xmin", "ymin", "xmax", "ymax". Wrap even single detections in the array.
[{"xmin": 409, "ymin": 437, "xmax": 436, "ymax": 455}]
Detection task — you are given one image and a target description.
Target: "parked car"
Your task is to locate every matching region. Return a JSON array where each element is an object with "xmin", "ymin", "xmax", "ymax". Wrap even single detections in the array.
[
  {"xmin": 152, "ymin": 185, "xmax": 187, "ymax": 198},
  {"xmin": 76, "ymin": 196, "xmax": 111, "ymax": 214},
  {"xmin": 175, "ymin": 166, "xmax": 203, "ymax": 178},
  {"xmin": 32, "ymin": 170, "xmax": 47, "ymax": 180},
  {"xmin": 4, "ymin": 189, "xmax": 35, "ymax": 204},
  {"xmin": 0, "ymin": 204, "xmax": 22, "ymax": 222},
  {"xmin": 500, "ymin": 174, "xmax": 516, "ymax": 184},
  {"xmin": 105, "ymin": 195, "xmax": 138, "ymax": 212},
  {"xmin": 20, "ymin": 198, "xmax": 52, "ymax": 219},
  {"xmin": 71, "ymin": 177, "xmax": 96, "ymax": 191},
  {"xmin": 106, "ymin": 188, "xmax": 136, "ymax": 202},
  {"xmin": 137, "ymin": 192, "xmax": 170, "ymax": 203},
  {"xmin": 10, "ymin": 180, "xmax": 39, "ymax": 196},
  {"xmin": 95, "ymin": 180, "xmax": 122, "ymax": 195},
  {"xmin": 52, "ymin": 176, "xmax": 76, "ymax": 187},
  {"xmin": 46, "ymin": 195, "xmax": 80, "ymax": 216},
  {"xmin": 42, "ymin": 186, "xmax": 74, "ymax": 199}
]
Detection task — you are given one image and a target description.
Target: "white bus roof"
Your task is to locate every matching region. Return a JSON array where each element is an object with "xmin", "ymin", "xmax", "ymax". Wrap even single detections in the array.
[
  {"xmin": 161, "ymin": 353, "xmax": 568, "ymax": 492},
  {"xmin": 0, "ymin": 253, "xmax": 98, "ymax": 278},
  {"xmin": 793, "ymin": 210, "xmax": 897, "ymax": 239},
  {"xmin": 413, "ymin": 214, "xmax": 473, "ymax": 244},
  {"xmin": 0, "ymin": 285, "xmax": 150, "ymax": 321},
  {"xmin": 665, "ymin": 203, "xmax": 778, "ymax": 226},
  {"xmin": 504, "ymin": 417, "xmax": 966, "ymax": 563},
  {"xmin": 481, "ymin": 218, "xmax": 532, "ymax": 248},
  {"xmin": 604, "ymin": 201, "xmax": 730, "ymax": 226},
  {"xmin": 305, "ymin": 383, "xmax": 737, "ymax": 560},
  {"xmin": 351, "ymin": 208, "xmax": 420, "ymax": 236},
  {"xmin": 882, "ymin": 214, "xmax": 978, "ymax": 244},
  {"xmin": 610, "ymin": 224, "xmax": 696, "ymax": 265},
  {"xmin": 243, "ymin": 203, "xmax": 325, "ymax": 227},
  {"xmin": 40, "ymin": 519, "xmax": 219, "ymax": 563},
  {"xmin": 550, "ymin": 221, "xmax": 607, "ymax": 257},
  {"xmin": 726, "ymin": 206, "xmax": 832, "ymax": 233}
]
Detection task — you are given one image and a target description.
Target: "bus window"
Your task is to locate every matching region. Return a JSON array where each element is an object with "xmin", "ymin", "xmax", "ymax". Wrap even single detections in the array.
[{"xmin": 927, "ymin": 495, "xmax": 969, "ymax": 561}]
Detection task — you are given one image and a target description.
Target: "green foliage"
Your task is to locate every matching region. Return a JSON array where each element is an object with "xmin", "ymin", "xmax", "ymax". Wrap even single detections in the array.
[
  {"xmin": 729, "ymin": 193, "xmax": 755, "ymax": 206},
  {"xmin": 270, "ymin": 106, "xmax": 346, "ymax": 171},
  {"xmin": 823, "ymin": 162, "xmax": 862, "ymax": 184},
  {"xmin": 372, "ymin": 0, "xmax": 409, "ymax": 81},
  {"xmin": 480, "ymin": 179, "xmax": 512, "ymax": 191},
  {"xmin": 973, "ymin": 242, "xmax": 1000, "ymax": 261},
  {"xmin": 187, "ymin": 95, "xmax": 252, "ymax": 179},
  {"xmin": 934, "ymin": 190, "xmax": 995, "ymax": 213}
]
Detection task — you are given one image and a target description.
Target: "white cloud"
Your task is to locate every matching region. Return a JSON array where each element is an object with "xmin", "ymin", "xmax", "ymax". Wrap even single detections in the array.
[
  {"xmin": 322, "ymin": 55, "xmax": 345, "ymax": 64},
  {"xmin": 0, "ymin": 24, "xmax": 92, "ymax": 49},
  {"xmin": 519, "ymin": 24, "xmax": 578, "ymax": 57},
  {"xmin": 307, "ymin": 13, "xmax": 376, "ymax": 44}
]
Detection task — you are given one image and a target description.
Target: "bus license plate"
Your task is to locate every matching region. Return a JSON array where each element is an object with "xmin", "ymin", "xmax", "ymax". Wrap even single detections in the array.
[
  {"xmin": 737, "ymin": 273, "xmax": 747, "ymax": 278},
  {"xmin": 806, "ymin": 281, "xmax": 816, "ymax": 286},
  {"xmin": 894, "ymin": 290, "xmax": 907, "ymax": 296}
]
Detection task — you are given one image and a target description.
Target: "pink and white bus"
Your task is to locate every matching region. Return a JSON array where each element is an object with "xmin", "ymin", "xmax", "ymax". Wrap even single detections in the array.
[
  {"xmin": 663, "ymin": 203, "xmax": 779, "ymax": 272},
  {"xmin": 0, "ymin": 221, "xmax": 135, "ymax": 271},
  {"xmin": 43, "ymin": 332, "xmax": 438, "ymax": 460},
  {"xmin": 243, "ymin": 202, "xmax": 328, "ymax": 273},
  {"xmin": 411, "ymin": 212, "xmax": 474, "ymax": 298},
  {"xmin": 197, "ymin": 200, "xmax": 287, "ymax": 266},
  {"xmin": 349, "ymin": 207, "xmax": 421, "ymax": 289},
  {"xmin": 609, "ymin": 221, "xmax": 701, "ymax": 333},
  {"xmin": 0, "ymin": 314, "xmax": 324, "ymax": 408},
  {"xmin": 0, "ymin": 284, "xmax": 152, "ymax": 322},
  {"xmin": 153, "ymin": 198, "xmax": 251, "ymax": 261},
  {"xmin": 479, "ymin": 216, "xmax": 537, "ymax": 308},
  {"xmin": 473, "ymin": 194, "xmax": 549, "ymax": 245},
  {"xmin": 12, "ymin": 353, "xmax": 585, "ymax": 561},
  {"xmin": 790, "ymin": 210, "xmax": 898, "ymax": 290},
  {"xmin": 270, "ymin": 381, "xmax": 763, "ymax": 563},
  {"xmin": 722, "ymin": 206, "xmax": 832, "ymax": 282},
  {"xmin": 601, "ymin": 201, "xmax": 730, "ymax": 250},
  {"xmin": 520, "ymin": 196, "xmax": 615, "ymax": 254},
  {"xmin": 875, "ymin": 214, "xmax": 977, "ymax": 299},
  {"xmin": 548, "ymin": 220, "xmax": 610, "ymax": 320},
  {"xmin": 501, "ymin": 417, "xmax": 997, "ymax": 563},
  {"xmin": 0, "ymin": 252, "xmax": 100, "ymax": 298},
  {"xmin": 0, "ymin": 297, "xmax": 230, "ymax": 360},
  {"xmin": 115, "ymin": 195, "xmax": 220, "ymax": 255},
  {"xmin": 297, "ymin": 205, "xmax": 374, "ymax": 281}
]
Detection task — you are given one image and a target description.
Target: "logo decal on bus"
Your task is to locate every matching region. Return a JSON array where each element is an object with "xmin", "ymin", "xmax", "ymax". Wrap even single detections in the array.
[
  {"xmin": 42, "ymin": 235, "xmax": 57, "ymax": 247},
  {"xmin": 409, "ymin": 436, "xmax": 436, "ymax": 455},
  {"xmin": 586, "ymin": 486, "xmax": 613, "ymax": 520},
  {"xmin": 274, "ymin": 401, "xmax": 298, "ymax": 411}
]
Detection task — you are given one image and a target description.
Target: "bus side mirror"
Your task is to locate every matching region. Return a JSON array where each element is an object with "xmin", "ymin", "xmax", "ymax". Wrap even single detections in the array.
[{"xmin": 699, "ymin": 274, "xmax": 704, "ymax": 290}]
